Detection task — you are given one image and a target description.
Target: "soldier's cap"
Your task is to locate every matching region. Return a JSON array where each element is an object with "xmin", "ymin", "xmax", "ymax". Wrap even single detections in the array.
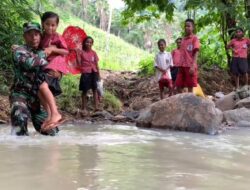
[{"xmin": 23, "ymin": 22, "xmax": 42, "ymax": 33}]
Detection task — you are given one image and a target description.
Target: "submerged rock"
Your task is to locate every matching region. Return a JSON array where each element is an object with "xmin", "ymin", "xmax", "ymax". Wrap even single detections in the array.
[{"xmin": 136, "ymin": 93, "xmax": 223, "ymax": 135}]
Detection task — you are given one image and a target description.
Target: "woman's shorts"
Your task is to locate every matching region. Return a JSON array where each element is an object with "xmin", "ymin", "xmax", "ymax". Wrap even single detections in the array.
[
  {"xmin": 79, "ymin": 72, "xmax": 98, "ymax": 93},
  {"xmin": 231, "ymin": 57, "xmax": 248, "ymax": 75}
]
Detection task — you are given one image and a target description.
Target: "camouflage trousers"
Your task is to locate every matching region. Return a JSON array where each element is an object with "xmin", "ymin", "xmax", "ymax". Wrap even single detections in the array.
[{"xmin": 10, "ymin": 92, "xmax": 58, "ymax": 136}]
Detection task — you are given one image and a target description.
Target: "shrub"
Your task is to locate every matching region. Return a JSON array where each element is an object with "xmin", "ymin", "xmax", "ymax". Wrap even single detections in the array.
[
  {"xmin": 138, "ymin": 55, "xmax": 155, "ymax": 76},
  {"xmin": 103, "ymin": 90, "xmax": 122, "ymax": 113}
]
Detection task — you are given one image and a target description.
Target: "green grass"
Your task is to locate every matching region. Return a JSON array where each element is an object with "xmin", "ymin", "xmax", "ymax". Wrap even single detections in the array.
[{"xmin": 103, "ymin": 90, "xmax": 122, "ymax": 113}]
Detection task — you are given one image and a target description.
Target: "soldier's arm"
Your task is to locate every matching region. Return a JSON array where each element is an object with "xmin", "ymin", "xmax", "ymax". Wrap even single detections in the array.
[{"xmin": 13, "ymin": 47, "xmax": 48, "ymax": 70}]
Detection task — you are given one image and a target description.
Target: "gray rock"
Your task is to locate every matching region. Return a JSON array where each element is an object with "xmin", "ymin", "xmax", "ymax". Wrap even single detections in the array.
[
  {"xmin": 237, "ymin": 121, "xmax": 250, "ymax": 127},
  {"xmin": 215, "ymin": 91, "xmax": 238, "ymax": 111},
  {"xmin": 215, "ymin": 92, "xmax": 225, "ymax": 99},
  {"xmin": 122, "ymin": 111, "xmax": 139, "ymax": 121},
  {"xmin": 0, "ymin": 120, "xmax": 7, "ymax": 125},
  {"xmin": 234, "ymin": 97, "xmax": 250, "ymax": 109},
  {"xmin": 136, "ymin": 93, "xmax": 223, "ymax": 135},
  {"xmin": 223, "ymin": 107, "xmax": 250, "ymax": 124},
  {"xmin": 91, "ymin": 110, "xmax": 114, "ymax": 120}
]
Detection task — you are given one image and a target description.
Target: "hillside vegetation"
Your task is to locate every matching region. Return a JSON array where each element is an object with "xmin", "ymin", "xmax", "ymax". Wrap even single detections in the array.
[{"xmin": 55, "ymin": 13, "xmax": 148, "ymax": 71}]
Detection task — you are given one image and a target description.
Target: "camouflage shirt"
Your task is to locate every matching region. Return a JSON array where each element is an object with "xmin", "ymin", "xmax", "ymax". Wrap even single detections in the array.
[{"xmin": 11, "ymin": 45, "xmax": 48, "ymax": 94}]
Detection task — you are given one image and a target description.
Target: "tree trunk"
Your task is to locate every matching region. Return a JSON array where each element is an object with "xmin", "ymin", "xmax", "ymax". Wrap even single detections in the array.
[
  {"xmin": 81, "ymin": 0, "xmax": 89, "ymax": 20},
  {"xmin": 106, "ymin": 6, "xmax": 113, "ymax": 53}
]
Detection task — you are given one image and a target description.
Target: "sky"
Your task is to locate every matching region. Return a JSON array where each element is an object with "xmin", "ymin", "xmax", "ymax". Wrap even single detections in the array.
[{"xmin": 108, "ymin": 0, "xmax": 125, "ymax": 9}]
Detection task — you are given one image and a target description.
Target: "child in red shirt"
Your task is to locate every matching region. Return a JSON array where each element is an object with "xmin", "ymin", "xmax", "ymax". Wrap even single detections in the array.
[
  {"xmin": 78, "ymin": 36, "xmax": 100, "ymax": 115},
  {"xmin": 171, "ymin": 37, "xmax": 182, "ymax": 82},
  {"xmin": 227, "ymin": 28, "xmax": 250, "ymax": 89},
  {"xmin": 175, "ymin": 19, "xmax": 200, "ymax": 93}
]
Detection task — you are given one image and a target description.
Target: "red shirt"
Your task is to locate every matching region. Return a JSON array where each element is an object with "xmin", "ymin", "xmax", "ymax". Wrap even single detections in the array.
[
  {"xmin": 228, "ymin": 38, "xmax": 250, "ymax": 58},
  {"xmin": 79, "ymin": 49, "xmax": 99, "ymax": 73},
  {"xmin": 40, "ymin": 33, "xmax": 68, "ymax": 62},
  {"xmin": 171, "ymin": 48, "xmax": 181, "ymax": 66},
  {"xmin": 178, "ymin": 34, "xmax": 200, "ymax": 67}
]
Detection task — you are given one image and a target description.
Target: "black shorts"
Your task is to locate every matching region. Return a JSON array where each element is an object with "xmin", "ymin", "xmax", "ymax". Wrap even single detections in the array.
[
  {"xmin": 231, "ymin": 57, "xmax": 248, "ymax": 75},
  {"xmin": 170, "ymin": 67, "xmax": 179, "ymax": 82},
  {"xmin": 248, "ymin": 56, "xmax": 250, "ymax": 73},
  {"xmin": 33, "ymin": 71, "xmax": 62, "ymax": 97},
  {"xmin": 79, "ymin": 72, "xmax": 98, "ymax": 93}
]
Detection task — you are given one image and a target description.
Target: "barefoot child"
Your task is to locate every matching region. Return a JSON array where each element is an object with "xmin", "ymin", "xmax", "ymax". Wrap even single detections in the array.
[
  {"xmin": 78, "ymin": 36, "xmax": 100, "ymax": 115},
  {"xmin": 175, "ymin": 19, "xmax": 200, "ymax": 93},
  {"xmin": 35, "ymin": 11, "xmax": 69, "ymax": 130},
  {"xmin": 154, "ymin": 39, "xmax": 174, "ymax": 99},
  {"xmin": 227, "ymin": 27, "xmax": 250, "ymax": 89}
]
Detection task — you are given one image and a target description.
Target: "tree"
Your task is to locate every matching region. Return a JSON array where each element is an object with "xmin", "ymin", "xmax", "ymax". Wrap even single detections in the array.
[
  {"xmin": 122, "ymin": 0, "xmax": 175, "ymax": 23},
  {"xmin": 0, "ymin": 0, "xmax": 33, "ymax": 73}
]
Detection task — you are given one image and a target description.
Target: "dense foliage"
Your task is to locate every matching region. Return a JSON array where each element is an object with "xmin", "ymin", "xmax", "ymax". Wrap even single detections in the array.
[{"xmin": 0, "ymin": 0, "xmax": 33, "ymax": 69}]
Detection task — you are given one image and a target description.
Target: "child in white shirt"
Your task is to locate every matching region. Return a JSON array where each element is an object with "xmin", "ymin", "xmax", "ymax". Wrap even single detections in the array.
[{"xmin": 154, "ymin": 39, "xmax": 174, "ymax": 99}]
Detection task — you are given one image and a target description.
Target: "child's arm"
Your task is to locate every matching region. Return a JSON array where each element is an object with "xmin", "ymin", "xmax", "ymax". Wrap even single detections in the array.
[
  {"xmin": 44, "ymin": 46, "xmax": 69, "ymax": 56},
  {"xmin": 45, "ymin": 35, "xmax": 69, "ymax": 56},
  {"xmin": 247, "ymin": 38, "xmax": 250, "ymax": 48},
  {"xmin": 52, "ymin": 47, "xmax": 69, "ymax": 55},
  {"xmin": 154, "ymin": 55, "xmax": 166, "ymax": 73},
  {"xmin": 95, "ymin": 52, "xmax": 101, "ymax": 79},
  {"xmin": 155, "ymin": 66, "xmax": 166, "ymax": 73},
  {"xmin": 189, "ymin": 49, "xmax": 199, "ymax": 75}
]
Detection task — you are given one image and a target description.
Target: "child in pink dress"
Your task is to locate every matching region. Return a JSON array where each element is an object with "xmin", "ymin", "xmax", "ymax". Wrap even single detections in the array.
[{"xmin": 35, "ymin": 11, "xmax": 69, "ymax": 131}]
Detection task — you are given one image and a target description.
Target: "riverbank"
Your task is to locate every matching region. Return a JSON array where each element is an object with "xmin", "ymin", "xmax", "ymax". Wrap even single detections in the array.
[{"xmin": 0, "ymin": 68, "xmax": 233, "ymax": 124}]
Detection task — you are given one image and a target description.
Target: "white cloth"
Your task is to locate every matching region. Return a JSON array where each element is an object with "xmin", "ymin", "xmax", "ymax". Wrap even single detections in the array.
[{"xmin": 154, "ymin": 51, "xmax": 173, "ymax": 81}]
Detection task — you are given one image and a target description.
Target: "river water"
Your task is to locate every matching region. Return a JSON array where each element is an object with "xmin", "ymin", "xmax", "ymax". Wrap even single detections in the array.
[{"xmin": 0, "ymin": 123, "xmax": 249, "ymax": 190}]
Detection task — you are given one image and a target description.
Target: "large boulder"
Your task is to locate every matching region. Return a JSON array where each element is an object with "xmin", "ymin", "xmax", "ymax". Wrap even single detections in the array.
[
  {"xmin": 130, "ymin": 97, "xmax": 152, "ymax": 111},
  {"xmin": 136, "ymin": 93, "xmax": 223, "ymax": 135},
  {"xmin": 215, "ymin": 91, "xmax": 238, "ymax": 111},
  {"xmin": 223, "ymin": 107, "xmax": 250, "ymax": 125}
]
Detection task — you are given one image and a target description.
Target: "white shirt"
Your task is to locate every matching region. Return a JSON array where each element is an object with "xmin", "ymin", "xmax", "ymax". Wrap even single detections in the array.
[{"xmin": 154, "ymin": 51, "xmax": 173, "ymax": 81}]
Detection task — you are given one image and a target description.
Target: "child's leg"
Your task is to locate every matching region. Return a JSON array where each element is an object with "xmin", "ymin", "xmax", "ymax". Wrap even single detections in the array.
[
  {"xmin": 81, "ymin": 92, "xmax": 88, "ymax": 112},
  {"xmin": 92, "ymin": 89, "xmax": 99, "ymax": 111},
  {"xmin": 158, "ymin": 80, "xmax": 164, "ymax": 99},
  {"xmin": 39, "ymin": 82, "xmax": 61, "ymax": 123},
  {"xmin": 160, "ymin": 88, "xmax": 164, "ymax": 99},
  {"xmin": 168, "ymin": 81, "xmax": 174, "ymax": 96},
  {"xmin": 187, "ymin": 87, "xmax": 193, "ymax": 93},
  {"xmin": 243, "ymin": 73, "xmax": 248, "ymax": 86},
  {"xmin": 234, "ymin": 75, "xmax": 239, "ymax": 89},
  {"xmin": 38, "ymin": 91, "xmax": 51, "ymax": 122}
]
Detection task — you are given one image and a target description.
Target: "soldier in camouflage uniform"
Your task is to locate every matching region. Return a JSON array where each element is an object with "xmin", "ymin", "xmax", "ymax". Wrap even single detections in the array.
[{"xmin": 10, "ymin": 22, "xmax": 58, "ymax": 136}]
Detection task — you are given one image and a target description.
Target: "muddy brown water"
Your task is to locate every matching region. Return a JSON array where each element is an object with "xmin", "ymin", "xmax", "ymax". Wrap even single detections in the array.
[{"xmin": 0, "ymin": 124, "xmax": 249, "ymax": 190}]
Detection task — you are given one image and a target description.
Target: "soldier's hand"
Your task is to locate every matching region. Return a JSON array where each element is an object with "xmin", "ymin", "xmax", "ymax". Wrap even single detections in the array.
[{"xmin": 11, "ymin": 44, "xmax": 19, "ymax": 52}]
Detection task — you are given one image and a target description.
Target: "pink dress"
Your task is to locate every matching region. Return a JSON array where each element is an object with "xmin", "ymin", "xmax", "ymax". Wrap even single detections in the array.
[{"xmin": 41, "ymin": 33, "xmax": 69, "ymax": 74}]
